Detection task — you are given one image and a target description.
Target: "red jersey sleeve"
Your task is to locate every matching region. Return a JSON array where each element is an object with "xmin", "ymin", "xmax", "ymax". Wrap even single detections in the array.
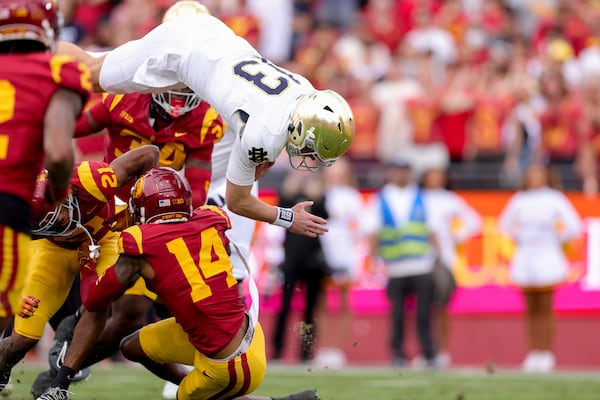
[
  {"xmin": 0, "ymin": 54, "xmax": 91, "ymax": 210},
  {"xmin": 71, "ymin": 161, "xmax": 119, "ymax": 204},
  {"xmin": 49, "ymin": 54, "xmax": 92, "ymax": 105},
  {"xmin": 119, "ymin": 225, "xmax": 144, "ymax": 256},
  {"xmin": 75, "ymin": 93, "xmax": 113, "ymax": 138},
  {"xmin": 184, "ymin": 102, "xmax": 225, "ymax": 163}
]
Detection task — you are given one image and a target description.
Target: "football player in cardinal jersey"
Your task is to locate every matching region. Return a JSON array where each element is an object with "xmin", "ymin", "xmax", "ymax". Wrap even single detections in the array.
[
  {"xmin": 75, "ymin": 88, "xmax": 224, "ymax": 207},
  {"xmin": 57, "ymin": 5, "xmax": 355, "ymax": 239},
  {"xmin": 40, "ymin": 167, "xmax": 319, "ymax": 400},
  {"xmin": 0, "ymin": 145, "xmax": 159, "ymax": 396},
  {"xmin": 72, "ymin": 86, "xmax": 224, "ymax": 370},
  {"xmin": 0, "ymin": 0, "xmax": 91, "ymax": 337},
  {"xmin": 45, "ymin": 87, "xmax": 225, "ymax": 396}
]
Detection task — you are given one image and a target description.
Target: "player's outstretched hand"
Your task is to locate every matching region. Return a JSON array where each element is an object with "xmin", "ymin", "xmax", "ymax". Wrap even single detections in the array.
[
  {"xmin": 19, "ymin": 295, "xmax": 40, "ymax": 318},
  {"xmin": 288, "ymin": 201, "xmax": 328, "ymax": 238}
]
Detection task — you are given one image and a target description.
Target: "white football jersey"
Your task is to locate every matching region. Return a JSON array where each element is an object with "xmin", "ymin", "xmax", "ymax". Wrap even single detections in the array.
[
  {"xmin": 99, "ymin": 13, "xmax": 316, "ymax": 185},
  {"xmin": 207, "ymin": 125, "xmax": 259, "ymax": 281}
]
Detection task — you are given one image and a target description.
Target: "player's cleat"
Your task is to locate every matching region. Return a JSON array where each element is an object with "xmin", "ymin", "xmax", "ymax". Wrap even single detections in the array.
[
  {"xmin": 272, "ymin": 389, "xmax": 320, "ymax": 400},
  {"xmin": 162, "ymin": 364, "xmax": 192, "ymax": 399},
  {"xmin": 35, "ymin": 387, "xmax": 72, "ymax": 400},
  {"xmin": 0, "ymin": 378, "xmax": 13, "ymax": 397},
  {"xmin": 70, "ymin": 368, "xmax": 91, "ymax": 383},
  {"xmin": 299, "ymin": 324, "xmax": 315, "ymax": 362},
  {"xmin": 48, "ymin": 315, "xmax": 78, "ymax": 374},
  {"xmin": 31, "ymin": 366, "xmax": 91, "ymax": 399},
  {"xmin": 46, "ymin": 314, "xmax": 90, "ymax": 384},
  {"xmin": 31, "ymin": 369, "xmax": 57, "ymax": 399}
]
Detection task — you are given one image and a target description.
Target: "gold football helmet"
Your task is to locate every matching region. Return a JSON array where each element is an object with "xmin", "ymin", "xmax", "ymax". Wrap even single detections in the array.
[
  {"xmin": 287, "ymin": 90, "xmax": 355, "ymax": 171},
  {"xmin": 162, "ymin": 1, "xmax": 210, "ymax": 23}
]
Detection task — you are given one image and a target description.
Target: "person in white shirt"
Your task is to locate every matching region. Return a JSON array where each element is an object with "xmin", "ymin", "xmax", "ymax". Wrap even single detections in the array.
[
  {"xmin": 321, "ymin": 157, "xmax": 363, "ymax": 288},
  {"xmin": 315, "ymin": 157, "xmax": 363, "ymax": 365},
  {"xmin": 57, "ymin": 9, "xmax": 355, "ymax": 239},
  {"xmin": 498, "ymin": 163, "xmax": 583, "ymax": 373},
  {"xmin": 422, "ymin": 166, "xmax": 482, "ymax": 368}
]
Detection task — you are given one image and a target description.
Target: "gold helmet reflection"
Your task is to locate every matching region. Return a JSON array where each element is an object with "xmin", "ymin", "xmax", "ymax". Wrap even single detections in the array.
[
  {"xmin": 287, "ymin": 90, "xmax": 355, "ymax": 171},
  {"xmin": 162, "ymin": 1, "xmax": 210, "ymax": 23}
]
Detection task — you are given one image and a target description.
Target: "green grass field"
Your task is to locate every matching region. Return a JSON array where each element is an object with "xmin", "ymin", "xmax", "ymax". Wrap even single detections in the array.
[{"xmin": 6, "ymin": 363, "xmax": 600, "ymax": 400}]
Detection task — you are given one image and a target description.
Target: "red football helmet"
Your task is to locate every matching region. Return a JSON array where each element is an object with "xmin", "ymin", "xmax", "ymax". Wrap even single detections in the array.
[
  {"xmin": 0, "ymin": 0, "xmax": 61, "ymax": 52},
  {"xmin": 129, "ymin": 167, "xmax": 193, "ymax": 224},
  {"xmin": 31, "ymin": 170, "xmax": 81, "ymax": 237}
]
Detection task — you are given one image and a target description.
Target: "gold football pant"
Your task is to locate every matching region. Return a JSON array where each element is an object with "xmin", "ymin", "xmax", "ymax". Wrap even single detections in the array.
[
  {"xmin": 15, "ymin": 231, "xmax": 119, "ymax": 340},
  {"xmin": 139, "ymin": 317, "xmax": 266, "ymax": 400}
]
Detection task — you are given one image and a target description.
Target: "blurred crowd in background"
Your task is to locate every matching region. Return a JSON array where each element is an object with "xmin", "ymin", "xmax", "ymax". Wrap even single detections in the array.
[{"xmin": 64, "ymin": 0, "xmax": 600, "ymax": 194}]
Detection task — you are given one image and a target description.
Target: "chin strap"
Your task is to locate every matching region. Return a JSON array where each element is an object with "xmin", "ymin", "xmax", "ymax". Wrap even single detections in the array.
[{"xmin": 77, "ymin": 222, "xmax": 100, "ymax": 259}]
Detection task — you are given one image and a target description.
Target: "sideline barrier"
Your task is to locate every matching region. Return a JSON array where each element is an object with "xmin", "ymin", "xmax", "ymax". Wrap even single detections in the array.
[{"xmin": 249, "ymin": 191, "xmax": 600, "ymax": 315}]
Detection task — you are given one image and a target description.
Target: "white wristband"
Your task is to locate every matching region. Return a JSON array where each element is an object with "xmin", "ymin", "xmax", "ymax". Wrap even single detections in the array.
[{"xmin": 272, "ymin": 207, "xmax": 294, "ymax": 229}]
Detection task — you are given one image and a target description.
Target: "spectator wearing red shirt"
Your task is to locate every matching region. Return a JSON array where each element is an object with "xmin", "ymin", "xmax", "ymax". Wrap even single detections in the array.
[
  {"xmin": 535, "ymin": 70, "xmax": 596, "ymax": 194},
  {"xmin": 469, "ymin": 42, "xmax": 517, "ymax": 161},
  {"xmin": 220, "ymin": 0, "xmax": 261, "ymax": 49},
  {"xmin": 436, "ymin": 59, "xmax": 475, "ymax": 162}
]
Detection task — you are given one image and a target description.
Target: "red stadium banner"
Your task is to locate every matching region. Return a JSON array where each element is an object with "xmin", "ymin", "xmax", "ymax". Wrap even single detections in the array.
[{"xmin": 249, "ymin": 191, "xmax": 600, "ymax": 315}]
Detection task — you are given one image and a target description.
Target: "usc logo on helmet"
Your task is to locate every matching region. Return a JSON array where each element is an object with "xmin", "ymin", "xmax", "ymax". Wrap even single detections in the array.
[{"xmin": 131, "ymin": 175, "xmax": 146, "ymax": 199}]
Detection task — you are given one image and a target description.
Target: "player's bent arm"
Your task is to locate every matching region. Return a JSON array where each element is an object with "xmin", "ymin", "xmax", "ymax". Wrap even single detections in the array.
[
  {"xmin": 80, "ymin": 254, "xmax": 144, "ymax": 312},
  {"xmin": 226, "ymin": 179, "xmax": 278, "ymax": 223},
  {"xmin": 226, "ymin": 181, "xmax": 328, "ymax": 238},
  {"xmin": 110, "ymin": 145, "xmax": 160, "ymax": 188},
  {"xmin": 225, "ymin": 132, "xmax": 280, "ymax": 223},
  {"xmin": 57, "ymin": 41, "xmax": 105, "ymax": 92},
  {"xmin": 44, "ymin": 88, "xmax": 82, "ymax": 205},
  {"xmin": 74, "ymin": 104, "xmax": 110, "ymax": 138}
]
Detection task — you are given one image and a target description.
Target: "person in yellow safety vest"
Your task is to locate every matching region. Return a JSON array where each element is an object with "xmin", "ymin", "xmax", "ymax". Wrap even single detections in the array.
[{"xmin": 362, "ymin": 158, "xmax": 439, "ymax": 369}]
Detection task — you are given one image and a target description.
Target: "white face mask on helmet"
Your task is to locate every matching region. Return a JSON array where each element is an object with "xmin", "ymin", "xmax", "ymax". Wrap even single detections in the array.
[
  {"xmin": 151, "ymin": 90, "xmax": 202, "ymax": 118},
  {"xmin": 32, "ymin": 193, "xmax": 82, "ymax": 237}
]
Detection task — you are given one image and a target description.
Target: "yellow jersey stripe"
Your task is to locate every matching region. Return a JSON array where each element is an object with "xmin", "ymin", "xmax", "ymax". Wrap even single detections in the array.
[
  {"xmin": 77, "ymin": 162, "xmax": 107, "ymax": 203},
  {"xmin": 124, "ymin": 225, "xmax": 144, "ymax": 255},
  {"xmin": 0, "ymin": 226, "xmax": 13, "ymax": 292},
  {"xmin": 107, "ymin": 94, "xmax": 125, "ymax": 112}
]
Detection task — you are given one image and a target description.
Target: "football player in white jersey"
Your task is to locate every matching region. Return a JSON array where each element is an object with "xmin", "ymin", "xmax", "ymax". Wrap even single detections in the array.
[{"xmin": 58, "ymin": 9, "xmax": 355, "ymax": 240}]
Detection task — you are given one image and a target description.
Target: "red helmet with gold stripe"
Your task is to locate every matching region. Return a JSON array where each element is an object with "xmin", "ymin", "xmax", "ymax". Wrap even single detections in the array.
[{"xmin": 129, "ymin": 167, "xmax": 193, "ymax": 224}]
